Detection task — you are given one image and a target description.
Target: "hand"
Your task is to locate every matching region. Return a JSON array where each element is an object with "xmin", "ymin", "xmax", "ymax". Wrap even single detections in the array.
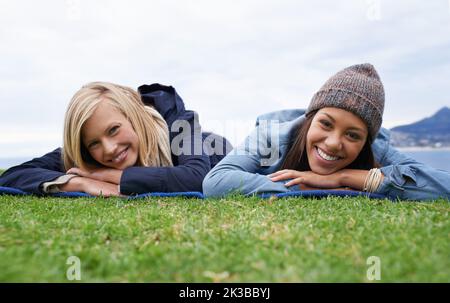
[
  {"xmin": 60, "ymin": 176, "xmax": 123, "ymax": 197},
  {"xmin": 269, "ymin": 169, "xmax": 344, "ymax": 189},
  {"xmin": 81, "ymin": 178, "xmax": 122, "ymax": 197},
  {"xmin": 66, "ymin": 167, "xmax": 123, "ymax": 185}
]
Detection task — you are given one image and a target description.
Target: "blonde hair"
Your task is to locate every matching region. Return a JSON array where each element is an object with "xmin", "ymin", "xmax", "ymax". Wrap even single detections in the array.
[{"xmin": 63, "ymin": 82, "xmax": 173, "ymax": 170}]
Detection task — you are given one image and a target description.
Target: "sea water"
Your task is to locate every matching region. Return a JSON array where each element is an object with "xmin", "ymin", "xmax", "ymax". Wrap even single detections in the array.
[{"xmin": 400, "ymin": 150, "xmax": 450, "ymax": 172}]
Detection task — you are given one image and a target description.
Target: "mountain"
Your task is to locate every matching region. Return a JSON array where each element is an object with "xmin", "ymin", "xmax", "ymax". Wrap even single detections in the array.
[{"xmin": 389, "ymin": 107, "xmax": 450, "ymax": 148}]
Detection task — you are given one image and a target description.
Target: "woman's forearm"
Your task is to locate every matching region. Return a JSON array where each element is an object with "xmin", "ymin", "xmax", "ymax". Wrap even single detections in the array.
[
  {"xmin": 339, "ymin": 169, "xmax": 385, "ymax": 191},
  {"xmin": 59, "ymin": 176, "xmax": 121, "ymax": 196},
  {"xmin": 59, "ymin": 176, "xmax": 84, "ymax": 192}
]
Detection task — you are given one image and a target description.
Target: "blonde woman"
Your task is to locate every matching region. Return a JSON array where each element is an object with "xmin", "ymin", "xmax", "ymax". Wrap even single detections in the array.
[{"xmin": 0, "ymin": 82, "xmax": 231, "ymax": 196}]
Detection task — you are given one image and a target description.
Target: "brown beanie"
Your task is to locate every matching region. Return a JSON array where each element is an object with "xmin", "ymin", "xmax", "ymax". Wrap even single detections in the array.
[{"xmin": 306, "ymin": 63, "xmax": 385, "ymax": 141}]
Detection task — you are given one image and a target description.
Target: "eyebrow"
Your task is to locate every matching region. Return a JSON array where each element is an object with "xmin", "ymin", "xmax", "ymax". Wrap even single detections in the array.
[
  {"xmin": 85, "ymin": 122, "xmax": 117, "ymax": 145},
  {"xmin": 320, "ymin": 113, "xmax": 366, "ymax": 133}
]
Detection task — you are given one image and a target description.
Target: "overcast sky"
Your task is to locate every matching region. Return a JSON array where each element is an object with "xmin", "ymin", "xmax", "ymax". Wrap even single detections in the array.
[{"xmin": 0, "ymin": 0, "xmax": 449, "ymax": 158}]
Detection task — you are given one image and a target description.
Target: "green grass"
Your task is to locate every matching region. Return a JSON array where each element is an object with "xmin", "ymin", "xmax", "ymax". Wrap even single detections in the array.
[{"xmin": 0, "ymin": 194, "xmax": 448, "ymax": 282}]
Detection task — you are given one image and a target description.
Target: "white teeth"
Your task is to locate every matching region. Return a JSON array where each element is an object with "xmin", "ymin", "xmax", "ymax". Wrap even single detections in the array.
[
  {"xmin": 317, "ymin": 147, "xmax": 340, "ymax": 161},
  {"xmin": 113, "ymin": 149, "xmax": 127, "ymax": 163}
]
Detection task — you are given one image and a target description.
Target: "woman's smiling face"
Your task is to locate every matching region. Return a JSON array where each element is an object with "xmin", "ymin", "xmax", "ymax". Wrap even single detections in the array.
[
  {"xmin": 81, "ymin": 100, "xmax": 140, "ymax": 170},
  {"xmin": 306, "ymin": 107, "xmax": 368, "ymax": 175}
]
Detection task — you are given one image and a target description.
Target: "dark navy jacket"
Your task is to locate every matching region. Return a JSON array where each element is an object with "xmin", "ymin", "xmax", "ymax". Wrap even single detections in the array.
[{"xmin": 0, "ymin": 84, "xmax": 232, "ymax": 195}]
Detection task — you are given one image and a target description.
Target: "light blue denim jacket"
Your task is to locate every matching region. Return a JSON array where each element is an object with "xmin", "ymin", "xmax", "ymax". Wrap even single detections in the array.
[{"xmin": 203, "ymin": 109, "xmax": 450, "ymax": 201}]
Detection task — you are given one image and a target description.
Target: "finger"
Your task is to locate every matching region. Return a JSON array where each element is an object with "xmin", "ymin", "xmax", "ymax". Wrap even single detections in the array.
[
  {"xmin": 270, "ymin": 174, "xmax": 288, "ymax": 182},
  {"xmin": 270, "ymin": 171, "xmax": 299, "ymax": 182},
  {"xmin": 285, "ymin": 177, "xmax": 304, "ymax": 187},
  {"xmin": 69, "ymin": 168, "xmax": 92, "ymax": 179},
  {"xmin": 270, "ymin": 173, "xmax": 290, "ymax": 182},
  {"xmin": 268, "ymin": 170, "xmax": 288, "ymax": 178},
  {"xmin": 97, "ymin": 190, "xmax": 113, "ymax": 198},
  {"xmin": 66, "ymin": 168, "xmax": 82, "ymax": 175}
]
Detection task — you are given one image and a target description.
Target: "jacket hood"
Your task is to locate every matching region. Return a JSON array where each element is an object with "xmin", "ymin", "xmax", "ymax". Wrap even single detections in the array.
[{"xmin": 138, "ymin": 83, "xmax": 187, "ymax": 127}]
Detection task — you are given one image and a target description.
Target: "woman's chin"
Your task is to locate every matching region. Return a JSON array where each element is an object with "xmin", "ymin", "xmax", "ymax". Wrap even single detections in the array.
[
  {"xmin": 103, "ymin": 162, "xmax": 131, "ymax": 170},
  {"xmin": 113, "ymin": 162, "xmax": 133, "ymax": 170},
  {"xmin": 310, "ymin": 165, "xmax": 340, "ymax": 175},
  {"xmin": 104, "ymin": 155, "xmax": 137, "ymax": 170}
]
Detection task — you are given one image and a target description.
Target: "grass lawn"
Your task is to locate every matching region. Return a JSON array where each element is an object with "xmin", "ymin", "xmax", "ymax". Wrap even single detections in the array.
[{"xmin": 0, "ymin": 193, "xmax": 448, "ymax": 282}]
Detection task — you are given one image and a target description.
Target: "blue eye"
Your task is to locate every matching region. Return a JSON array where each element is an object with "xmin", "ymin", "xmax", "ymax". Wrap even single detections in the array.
[{"xmin": 109, "ymin": 126, "xmax": 119, "ymax": 135}]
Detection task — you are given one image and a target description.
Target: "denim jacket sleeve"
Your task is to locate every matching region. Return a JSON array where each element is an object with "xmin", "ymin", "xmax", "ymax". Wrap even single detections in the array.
[
  {"xmin": 372, "ymin": 128, "xmax": 450, "ymax": 201},
  {"xmin": 202, "ymin": 117, "xmax": 303, "ymax": 198}
]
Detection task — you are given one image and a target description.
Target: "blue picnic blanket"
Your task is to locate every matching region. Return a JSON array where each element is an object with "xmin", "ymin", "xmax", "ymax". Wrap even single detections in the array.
[
  {"xmin": 0, "ymin": 186, "xmax": 387, "ymax": 200},
  {"xmin": 0, "ymin": 186, "xmax": 204, "ymax": 199}
]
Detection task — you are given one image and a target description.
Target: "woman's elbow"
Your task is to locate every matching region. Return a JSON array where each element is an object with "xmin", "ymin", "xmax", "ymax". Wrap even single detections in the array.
[{"xmin": 202, "ymin": 171, "xmax": 226, "ymax": 198}]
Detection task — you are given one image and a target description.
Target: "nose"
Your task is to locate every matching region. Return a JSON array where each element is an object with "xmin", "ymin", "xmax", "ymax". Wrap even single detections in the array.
[
  {"xmin": 102, "ymin": 139, "xmax": 118, "ymax": 159},
  {"xmin": 324, "ymin": 132, "xmax": 342, "ymax": 152}
]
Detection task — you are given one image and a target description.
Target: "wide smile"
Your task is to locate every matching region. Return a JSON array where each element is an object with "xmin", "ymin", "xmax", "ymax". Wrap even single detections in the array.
[
  {"xmin": 315, "ymin": 146, "xmax": 343, "ymax": 162},
  {"xmin": 111, "ymin": 147, "xmax": 129, "ymax": 164}
]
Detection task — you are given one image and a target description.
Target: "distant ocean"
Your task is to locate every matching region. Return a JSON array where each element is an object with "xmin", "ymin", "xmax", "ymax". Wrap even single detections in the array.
[
  {"xmin": 1, "ymin": 150, "xmax": 449, "ymax": 173},
  {"xmin": 400, "ymin": 150, "xmax": 450, "ymax": 172}
]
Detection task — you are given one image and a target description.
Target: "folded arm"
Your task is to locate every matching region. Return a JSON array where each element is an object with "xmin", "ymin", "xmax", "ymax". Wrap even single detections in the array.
[
  {"xmin": 203, "ymin": 123, "xmax": 292, "ymax": 198},
  {"xmin": 372, "ymin": 128, "xmax": 450, "ymax": 201},
  {"xmin": 0, "ymin": 148, "xmax": 66, "ymax": 194}
]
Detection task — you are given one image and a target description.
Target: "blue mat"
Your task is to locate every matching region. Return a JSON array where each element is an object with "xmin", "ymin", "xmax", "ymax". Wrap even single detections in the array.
[
  {"xmin": 0, "ymin": 186, "xmax": 387, "ymax": 200},
  {"xmin": 0, "ymin": 186, "xmax": 29, "ymax": 196},
  {"xmin": 260, "ymin": 190, "xmax": 388, "ymax": 200},
  {"xmin": 0, "ymin": 186, "xmax": 204, "ymax": 199}
]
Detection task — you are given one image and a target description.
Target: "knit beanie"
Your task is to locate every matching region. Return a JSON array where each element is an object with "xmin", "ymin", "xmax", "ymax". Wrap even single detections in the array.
[{"xmin": 306, "ymin": 63, "xmax": 385, "ymax": 140}]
